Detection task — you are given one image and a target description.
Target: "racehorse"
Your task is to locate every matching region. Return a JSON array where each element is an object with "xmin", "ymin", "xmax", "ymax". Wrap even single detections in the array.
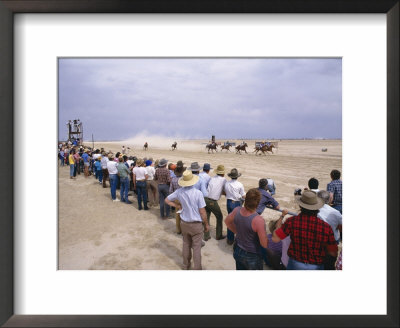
[
  {"xmin": 235, "ymin": 142, "xmax": 248, "ymax": 154},
  {"xmin": 143, "ymin": 142, "xmax": 148, "ymax": 151},
  {"xmin": 206, "ymin": 142, "xmax": 218, "ymax": 153},
  {"xmin": 171, "ymin": 142, "xmax": 177, "ymax": 151},
  {"xmin": 254, "ymin": 144, "xmax": 275, "ymax": 155},
  {"xmin": 220, "ymin": 144, "xmax": 232, "ymax": 152}
]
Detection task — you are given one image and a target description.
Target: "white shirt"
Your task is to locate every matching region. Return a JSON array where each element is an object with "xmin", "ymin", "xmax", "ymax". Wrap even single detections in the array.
[
  {"xmin": 206, "ymin": 175, "xmax": 227, "ymax": 200},
  {"xmin": 126, "ymin": 160, "xmax": 133, "ymax": 167},
  {"xmin": 107, "ymin": 160, "xmax": 118, "ymax": 175},
  {"xmin": 167, "ymin": 186, "xmax": 206, "ymax": 222},
  {"xmin": 133, "ymin": 167, "xmax": 147, "ymax": 181},
  {"xmin": 318, "ymin": 204, "xmax": 342, "ymax": 241},
  {"xmin": 199, "ymin": 172, "xmax": 211, "ymax": 187},
  {"xmin": 92, "ymin": 154, "xmax": 101, "ymax": 160},
  {"xmin": 224, "ymin": 179, "xmax": 245, "ymax": 201},
  {"xmin": 101, "ymin": 156, "xmax": 109, "ymax": 169},
  {"xmin": 145, "ymin": 166, "xmax": 155, "ymax": 180}
]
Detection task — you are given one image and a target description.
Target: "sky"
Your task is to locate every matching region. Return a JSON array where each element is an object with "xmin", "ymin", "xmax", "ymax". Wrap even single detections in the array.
[{"xmin": 58, "ymin": 58, "xmax": 342, "ymax": 141}]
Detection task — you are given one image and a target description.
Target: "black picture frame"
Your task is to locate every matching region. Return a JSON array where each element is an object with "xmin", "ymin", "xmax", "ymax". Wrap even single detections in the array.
[{"xmin": 0, "ymin": 1, "xmax": 398, "ymax": 327}]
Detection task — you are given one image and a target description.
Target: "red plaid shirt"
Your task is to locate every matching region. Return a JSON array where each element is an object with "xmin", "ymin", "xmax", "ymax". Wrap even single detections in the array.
[
  {"xmin": 275, "ymin": 214, "xmax": 337, "ymax": 265},
  {"xmin": 154, "ymin": 167, "xmax": 171, "ymax": 185}
]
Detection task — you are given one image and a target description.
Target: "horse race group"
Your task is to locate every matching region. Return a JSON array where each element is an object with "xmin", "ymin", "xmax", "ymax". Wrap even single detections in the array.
[
  {"xmin": 58, "ymin": 141, "xmax": 343, "ymax": 271},
  {"xmin": 206, "ymin": 140, "xmax": 276, "ymax": 154}
]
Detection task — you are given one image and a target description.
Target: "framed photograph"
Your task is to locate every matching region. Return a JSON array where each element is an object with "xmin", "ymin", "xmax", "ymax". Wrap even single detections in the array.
[{"xmin": 0, "ymin": 0, "xmax": 398, "ymax": 327}]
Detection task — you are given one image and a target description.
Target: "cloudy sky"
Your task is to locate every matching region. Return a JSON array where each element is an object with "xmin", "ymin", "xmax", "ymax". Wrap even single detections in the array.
[{"xmin": 58, "ymin": 58, "xmax": 342, "ymax": 141}]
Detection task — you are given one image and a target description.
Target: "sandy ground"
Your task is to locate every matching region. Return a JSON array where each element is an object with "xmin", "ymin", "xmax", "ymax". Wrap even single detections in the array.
[{"xmin": 58, "ymin": 139, "xmax": 342, "ymax": 270}]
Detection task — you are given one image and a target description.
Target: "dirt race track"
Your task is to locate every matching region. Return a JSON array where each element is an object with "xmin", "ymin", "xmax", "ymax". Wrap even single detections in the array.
[{"xmin": 58, "ymin": 139, "xmax": 342, "ymax": 270}]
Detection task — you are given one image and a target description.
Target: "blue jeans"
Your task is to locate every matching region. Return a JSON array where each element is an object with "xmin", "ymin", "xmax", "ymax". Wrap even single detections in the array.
[
  {"xmin": 286, "ymin": 258, "xmax": 324, "ymax": 270},
  {"xmin": 158, "ymin": 184, "xmax": 170, "ymax": 217},
  {"xmin": 69, "ymin": 164, "xmax": 74, "ymax": 177},
  {"xmin": 227, "ymin": 199, "xmax": 241, "ymax": 241},
  {"xmin": 109, "ymin": 174, "xmax": 118, "ymax": 200},
  {"xmin": 60, "ymin": 157, "xmax": 64, "ymax": 166},
  {"xmin": 233, "ymin": 244, "xmax": 263, "ymax": 270},
  {"xmin": 332, "ymin": 204, "xmax": 342, "ymax": 214},
  {"xmin": 120, "ymin": 177, "xmax": 129, "ymax": 202},
  {"xmin": 96, "ymin": 169, "xmax": 103, "ymax": 182},
  {"xmin": 136, "ymin": 180, "xmax": 147, "ymax": 209}
]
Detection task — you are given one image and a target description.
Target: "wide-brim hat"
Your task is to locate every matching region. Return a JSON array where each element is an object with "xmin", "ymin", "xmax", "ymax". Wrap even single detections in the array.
[
  {"xmin": 159, "ymin": 158, "xmax": 168, "ymax": 167},
  {"xmin": 202, "ymin": 163, "xmax": 212, "ymax": 171},
  {"xmin": 188, "ymin": 162, "xmax": 201, "ymax": 171},
  {"xmin": 228, "ymin": 168, "xmax": 241, "ymax": 179},
  {"xmin": 178, "ymin": 170, "xmax": 199, "ymax": 187},
  {"xmin": 108, "ymin": 154, "xmax": 114, "ymax": 160},
  {"xmin": 176, "ymin": 160, "xmax": 184, "ymax": 167},
  {"xmin": 295, "ymin": 190, "xmax": 324, "ymax": 210},
  {"xmin": 136, "ymin": 158, "xmax": 144, "ymax": 166},
  {"xmin": 214, "ymin": 164, "xmax": 225, "ymax": 175}
]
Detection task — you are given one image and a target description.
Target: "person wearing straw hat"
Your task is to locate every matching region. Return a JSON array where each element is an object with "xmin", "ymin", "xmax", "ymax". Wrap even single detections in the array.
[
  {"xmin": 165, "ymin": 170, "xmax": 209, "ymax": 270},
  {"xmin": 204, "ymin": 164, "xmax": 227, "ymax": 241},
  {"xmin": 272, "ymin": 190, "xmax": 338, "ymax": 270},
  {"xmin": 224, "ymin": 168, "xmax": 246, "ymax": 245}
]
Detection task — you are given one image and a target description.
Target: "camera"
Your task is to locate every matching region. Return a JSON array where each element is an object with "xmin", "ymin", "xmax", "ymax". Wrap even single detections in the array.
[{"xmin": 294, "ymin": 188, "xmax": 302, "ymax": 196}]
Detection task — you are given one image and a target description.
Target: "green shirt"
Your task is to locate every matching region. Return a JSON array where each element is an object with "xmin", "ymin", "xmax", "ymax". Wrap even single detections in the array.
[{"xmin": 117, "ymin": 163, "xmax": 130, "ymax": 179}]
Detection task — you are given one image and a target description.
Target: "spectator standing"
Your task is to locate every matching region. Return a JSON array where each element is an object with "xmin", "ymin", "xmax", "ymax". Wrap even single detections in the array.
[
  {"xmin": 81, "ymin": 149, "xmax": 91, "ymax": 177},
  {"xmin": 132, "ymin": 159, "xmax": 149, "ymax": 210},
  {"xmin": 272, "ymin": 190, "xmax": 338, "ymax": 270},
  {"xmin": 199, "ymin": 163, "xmax": 212, "ymax": 188},
  {"xmin": 317, "ymin": 190, "xmax": 342, "ymax": 269},
  {"xmin": 73, "ymin": 149, "xmax": 81, "ymax": 177},
  {"xmin": 94, "ymin": 157, "xmax": 103, "ymax": 184},
  {"xmin": 204, "ymin": 164, "xmax": 227, "ymax": 241},
  {"xmin": 59, "ymin": 149, "xmax": 65, "ymax": 166},
  {"xmin": 118, "ymin": 157, "xmax": 132, "ymax": 204},
  {"xmin": 101, "ymin": 152, "xmax": 109, "ymax": 188},
  {"xmin": 165, "ymin": 170, "xmax": 209, "ymax": 270},
  {"xmin": 169, "ymin": 165, "xmax": 185, "ymax": 234},
  {"xmin": 107, "ymin": 153, "xmax": 119, "ymax": 202},
  {"xmin": 145, "ymin": 160, "xmax": 158, "ymax": 207},
  {"xmin": 224, "ymin": 168, "xmax": 246, "ymax": 245},
  {"xmin": 224, "ymin": 188, "xmax": 268, "ymax": 270},
  {"xmin": 68, "ymin": 149, "xmax": 75, "ymax": 179},
  {"xmin": 154, "ymin": 158, "xmax": 172, "ymax": 219},
  {"xmin": 188, "ymin": 162, "xmax": 208, "ymax": 197},
  {"xmin": 327, "ymin": 169, "xmax": 342, "ymax": 214}
]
